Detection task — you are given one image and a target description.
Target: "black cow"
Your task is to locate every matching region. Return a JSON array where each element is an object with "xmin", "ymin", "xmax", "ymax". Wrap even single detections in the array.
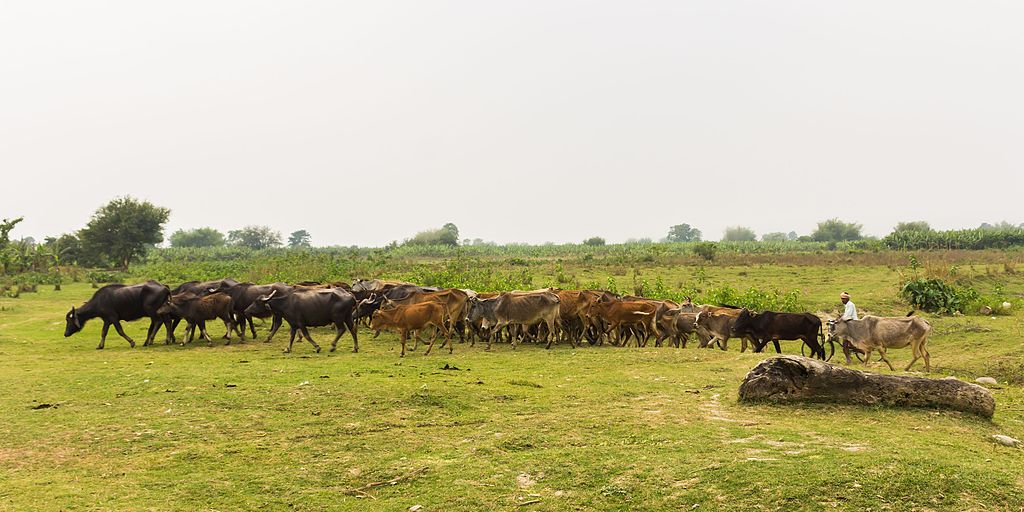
[
  {"xmin": 729, "ymin": 309, "xmax": 825, "ymax": 359},
  {"xmin": 245, "ymin": 288, "xmax": 358, "ymax": 353},
  {"xmin": 64, "ymin": 280, "xmax": 171, "ymax": 349},
  {"xmin": 213, "ymin": 282, "xmax": 292, "ymax": 341}
]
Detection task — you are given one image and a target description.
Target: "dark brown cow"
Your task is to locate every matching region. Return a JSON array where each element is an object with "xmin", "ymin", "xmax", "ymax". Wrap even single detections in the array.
[
  {"xmin": 729, "ymin": 309, "xmax": 826, "ymax": 359},
  {"xmin": 369, "ymin": 301, "xmax": 451, "ymax": 357},
  {"xmin": 156, "ymin": 292, "xmax": 235, "ymax": 345}
]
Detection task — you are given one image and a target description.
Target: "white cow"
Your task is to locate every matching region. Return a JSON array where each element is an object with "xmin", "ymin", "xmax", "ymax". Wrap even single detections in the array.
[{"xmin": 829, "ymin": 315, "xmax": 932, "ymax": 372}]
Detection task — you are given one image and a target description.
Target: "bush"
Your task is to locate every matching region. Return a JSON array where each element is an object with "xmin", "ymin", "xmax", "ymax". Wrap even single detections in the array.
[
  {"xmin": 692, "ymin": 242, "xmax": 718, "ymax": 261},
  {"xmin": 583, "ymin": 237, "xmax": 606, "ymax": 246},
  {"xmin": 900, "ymin": 278, "xmax": 978, "ymax": 315}
]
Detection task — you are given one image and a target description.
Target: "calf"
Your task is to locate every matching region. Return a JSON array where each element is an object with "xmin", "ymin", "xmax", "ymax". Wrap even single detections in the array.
[
  {"xmin": 157, "ymin": 292, "xmax": 236, "ymax": 345},
  {"xmin": 655, "ymin": 308, "xmax": 698, "ymax": 348},
  {"xmin": 369, "ymin": 301, "xmax": 451, "ymax": 357},
  {"xmin": 694, "ymin": 306, "xmax": 758, "ymax": 351},
  {"xmin": 830, "ymin": 315, "xmax": 932, "ymax": 371}
]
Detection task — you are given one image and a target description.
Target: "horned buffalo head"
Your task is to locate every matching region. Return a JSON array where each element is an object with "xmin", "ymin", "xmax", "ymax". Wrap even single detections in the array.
[{"xmin": 64, "ymin": 307, "xmax": 83, "ymax": 337}]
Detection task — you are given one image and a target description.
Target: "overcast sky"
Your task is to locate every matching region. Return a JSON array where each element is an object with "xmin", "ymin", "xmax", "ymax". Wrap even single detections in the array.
[{"xmin": 2, "ymin": 1, "xmax": 1022, "ymax": 246}]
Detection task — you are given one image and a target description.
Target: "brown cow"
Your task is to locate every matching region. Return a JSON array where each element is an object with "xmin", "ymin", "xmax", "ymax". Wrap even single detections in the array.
[
  {"xmin": 369, "ymin": 301, "xmax": 451, "ymax": 357},
  {"xmin": 586, "ymin": 300, "xmax": 659, "ymax": 347},
  {"xmin": 390, "ymin": 288, "xmax": 470, "ymax": 344},
  {"xmin": 693, "ymin": 306, "xmax": 758, "ymax": 351},
  {"xmin": 655, "ymin": 308, "xmax": 698, "ymax": 348}
]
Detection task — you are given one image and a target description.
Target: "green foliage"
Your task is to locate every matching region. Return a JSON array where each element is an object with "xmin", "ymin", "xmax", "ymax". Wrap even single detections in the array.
[
  {"xmin": 761, "ymin": 232, "xmax": 788, "ymax": 242},
  {"xmin": 701, "ymin": 286, "xmax": 802, "ymax": 312},
  {"xmin": 288, "ymin": 230, "xmax": 312, "ymax": 248},
  {"xmin": 169, "ymin": 227, "xmax": 226, "ymax": 248},
  {"xmin": 883, "ymin": 226, "xmax": 1024, "ymax": 250},
  {"xmin": 666, "ymin": 223, "xmax": 702, "ymax": 242},
  {"xmin": 228, "ymin": 225, "xmax": 282, "ymax": 250},
  {"xmin": 722, "ymin": 226, "xmax": 756, "ymax": 242},
  {"xmin": 893, "ymin": 221, "xmax": 932, "ymax": 233},
  {"xmin": 900, "ymin": 278, "xmax": 978, "ymax": 315},
  {"xmin": 583, "ymin": 236, "xmax": 606, "ymax": 246},
  {"xmin": 811, "ymin": 218, "xmax": 863, "ymax": 242},
  {"xmin": 692, "ymin": 242, "xmax": 718, "ymax": 261},
  {"xmin": 78, "ymin": 197, "xmax": 170, "ymax": 269},
  {"xmin": 406, "ymin": 224, "xmax": 459, "ymax": 247}
]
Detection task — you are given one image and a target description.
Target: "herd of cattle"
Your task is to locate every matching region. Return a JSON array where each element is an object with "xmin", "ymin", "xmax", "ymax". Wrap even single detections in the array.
[{"xmin": 63, "ymin": 278, "xmax": 933, "ymax": 371}]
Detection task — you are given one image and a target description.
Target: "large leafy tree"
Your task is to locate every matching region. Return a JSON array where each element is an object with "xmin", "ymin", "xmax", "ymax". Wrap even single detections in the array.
[
  {"xmin": 0, "ymin": 217, "xmax": 24, "ymax": 274},
  {"xmin": 288, "ymin": 229, "xmax": 312, "ymax": 248},
  {"xmin": 170, "ymin": 227, "xmax": 226, "ymax": 248},
  {"xmin": 893, "ymin": 221, "xmax": 932, "ymax": 234},
  {"xmin": 811, "ymin": 218, "xmax": 863, "ymax": 242},
  {"xmin": 228, "ymin": 225, "xmax": 282, "ymax": 249},
  {"xmin": 667, "ymin": 223, "xmax": 702, "ymax": 242},
  {"xmin": 722, "ymin": 226, "xmax": 756, "ymax": 242},
  {"xmin": 78, "ymin": 197, "xmax": 170, "ymax": 269},
  {"xmin": 406, "ymin": 223, "xmax": 460, "ymax": 247}
]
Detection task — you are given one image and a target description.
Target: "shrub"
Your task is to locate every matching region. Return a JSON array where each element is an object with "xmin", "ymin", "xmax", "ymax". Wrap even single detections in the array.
[
  {"xmin": 900, "ymin": 278, "xmax": 978, "ymax": 315},
  {"xmin": 692, "ymin": 242, "xmax": 718, "ymax": 261}
]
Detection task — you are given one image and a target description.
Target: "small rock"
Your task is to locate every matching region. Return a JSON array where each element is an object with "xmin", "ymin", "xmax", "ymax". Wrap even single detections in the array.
[
  {"xmin": 516, "ymin": 473, "xmax": 536, "ymax": 488},
  {"xmin": 409, "ymin": 505, "xmax": 422, "ymax": 512},
  {"xmin": 991, "ymin": 435, "xmax": 1021, "ymax": 448},
  {"xmin": 298, "ymin": 381, "xmax": 310, "ymax": 387},
  {"xmin": 1001, "ymin": 301, "xmax": 1012, "ymax": 310},
  {"xmin": 225, "ymin": 383, "xmax": 237, "ymax": 388},
  {"xmin": 979, "ymin": 306, "xmax": 993, "ymax": 315},
  {"xmin": 975, "ymin": 377, "xmax": 998, "ymax": 386}
]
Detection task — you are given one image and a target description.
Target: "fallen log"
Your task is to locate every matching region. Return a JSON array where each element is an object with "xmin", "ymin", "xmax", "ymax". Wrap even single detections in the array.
[{"xmin": 738, "ymin": 356, "xmax": 995, "ymax": 418}]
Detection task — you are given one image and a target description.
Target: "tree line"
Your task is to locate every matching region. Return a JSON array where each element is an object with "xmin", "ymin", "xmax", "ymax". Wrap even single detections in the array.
[{"xmin": 3, "ymin": 196, "xmax": 1023, "ymax": 274}]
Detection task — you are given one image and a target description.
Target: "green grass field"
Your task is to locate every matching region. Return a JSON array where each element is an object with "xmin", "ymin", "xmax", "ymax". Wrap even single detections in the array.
[{"xmin": 2, "ymin": 262, "xmax": 1024, "ymax": 511}]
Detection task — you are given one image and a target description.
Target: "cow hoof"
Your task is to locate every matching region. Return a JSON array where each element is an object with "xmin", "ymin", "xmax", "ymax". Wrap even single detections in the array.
[
  {"xmin": 129, "ymin": 342, "xmax": 136, "ymax": 348},
  {"xmin": 315, "ymin": 347, "xmax": 321, "ymax": 353},
  {"xmin": 283, "ymin": 349, "xmax": 291, "ymax": 353}
]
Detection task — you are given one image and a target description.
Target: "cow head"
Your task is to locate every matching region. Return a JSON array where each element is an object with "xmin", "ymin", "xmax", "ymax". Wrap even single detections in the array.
[
  {"xmin": 353, "ymin": 294, "xmax": 383, "ymax": 321},
  {"xmin": 244, "ymin": 290, "xmax": 277, "ymax": 316},
  {"xmin": 64, "ymin": 307, "xmax": 83, "ymax": 337},
  {"xmin": 729, "ymin": 308, "xmax": 753, "ymax": 335}
]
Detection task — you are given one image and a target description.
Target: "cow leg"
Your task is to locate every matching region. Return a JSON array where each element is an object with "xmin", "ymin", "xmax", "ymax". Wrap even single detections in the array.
[
  {"xmin": 410, "ymin": 331, "xmax": 420, "ymax": 352},
  {"xmin": 143, "ymin": 318, "xmax": 156, "ymax": 346},
  {"xmin": 199, "ymin": 321, "xmax": 214, "ymax": 346},
  {"xmin": 330, "ymin": 322, "xmax": 345, "ymax": 352},
  {"xmin": 904, "ymin": 345, "xmax": 921, "ymax": 372},
  {"xmin": 164, "ymin": 316, "xmax": 176, "ymax": 344},
  {"xmin": 285, "ymin": 326, "xmax": 298, "ymax": 353},
  {"xmin": 424, "ymin": 326, "xmax": 440, "ymax": 356},
  {"xmin": 922, "ymin": 342, "xmax": 931, "ymax": 372},
  {"xmin": 222, "ymin": 316, "xmax": 233, "ymax": 341},
  {"xmin": 267, "ymin": 315, "xmax": 283, "ymax": 342},
  {"xmin": 299, "ymin": 326, "xmax": 321, "ymax": 353},
  {"xmin": 876, "ymin": 347, "xmax": 895, "ymax": 371},
  {"xmin": 346, "ymin": 314, "xmax": 359, "ymax": 353},
  {"xmin": 97, "ymin": 321, "xmax": 111, "ymax": 349},
  {"xmin": 772, "ymin": 339, "xmax": 782, "ymax": 354},
  {"xmin": 400, "ymin": 330, "xmax": 408, "ymax": 357},
  {"xmin": 112, "ymin": 321, "xmax": 136, "ymax": 348},
  {"xmin": 373, "ymin": 329, "xmax": 382, "ymax": 339}
]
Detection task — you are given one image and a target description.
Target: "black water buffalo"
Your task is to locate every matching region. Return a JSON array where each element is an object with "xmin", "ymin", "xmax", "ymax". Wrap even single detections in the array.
[
  {"xmin": 65, "ymin": 280, "xmax": 171, "ymax": 349},
  {"xmin": 245, "ymin": 288, "xmax": 358, "ymax": 353},
  {"xmin": 729, "ymin": 309, "xmax": 825, "ymax": 359},
  {"xmin": 212, "ymin": 282, "xmax": 292, "ymax": 341}
]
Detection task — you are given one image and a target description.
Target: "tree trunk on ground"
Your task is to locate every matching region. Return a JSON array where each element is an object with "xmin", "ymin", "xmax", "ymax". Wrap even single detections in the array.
[{"xmin": 738, "ymin": 355, "xmax": 995, "ymax": 418}]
